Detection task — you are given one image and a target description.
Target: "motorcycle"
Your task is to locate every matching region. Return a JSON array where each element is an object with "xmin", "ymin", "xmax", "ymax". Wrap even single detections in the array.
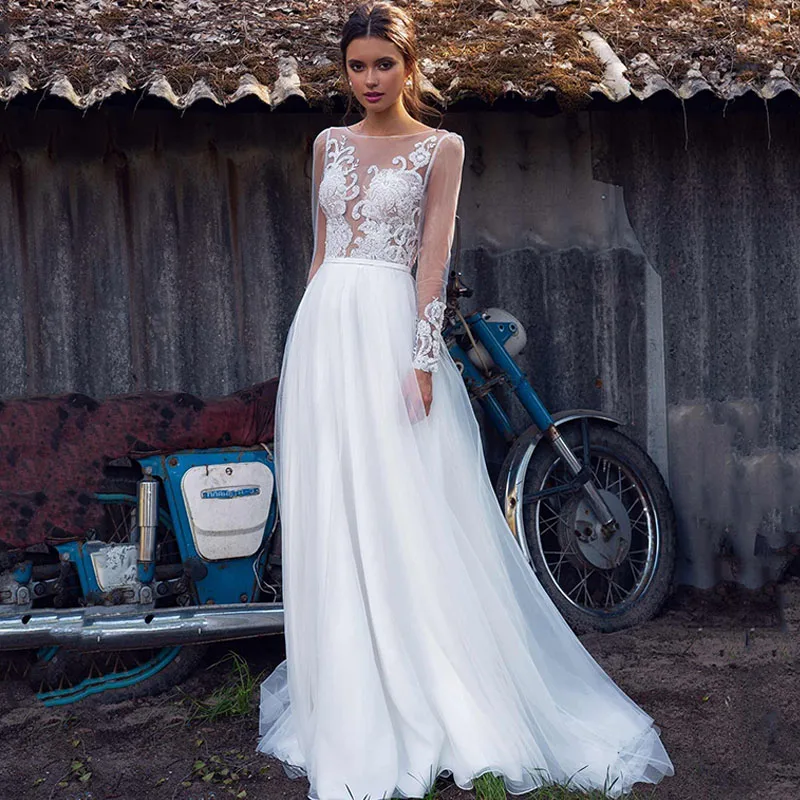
[{"xmin": 0, "ymin": 228, "xmax": 676, "ymax": 705}]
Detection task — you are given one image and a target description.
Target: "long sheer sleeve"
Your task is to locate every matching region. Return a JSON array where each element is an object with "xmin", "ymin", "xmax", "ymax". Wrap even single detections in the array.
[
  {"xmin": 411, "ymin": 132, "xmax": 465, "ymax": 372},
  {"xmin": 306, "ymin": 128, "xmax": 330, "ymax": 286}
]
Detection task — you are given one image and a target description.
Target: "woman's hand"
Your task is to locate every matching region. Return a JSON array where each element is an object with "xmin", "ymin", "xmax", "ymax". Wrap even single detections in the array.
[
  {"xmin": 415, "ymin": 368, "xmax": 433, "ymax": 417},
  {"xmin": 401, "ymin": 369, "xmax": 433, "ymax": 424}
]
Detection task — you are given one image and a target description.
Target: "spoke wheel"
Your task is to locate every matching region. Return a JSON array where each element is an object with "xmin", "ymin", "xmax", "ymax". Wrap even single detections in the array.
[
  {"xmin": 521, "ymin": 424, "xmax": 676, "ymax": 633},
  {"xmin": 30, "ymin": 644, "xmax": 207, "ymax": 706}
]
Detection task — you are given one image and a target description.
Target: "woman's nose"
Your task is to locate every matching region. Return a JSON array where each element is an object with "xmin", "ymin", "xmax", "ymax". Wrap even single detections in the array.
[{"xmin": 365, "ymin": 70, "xmax": 379, "ymax": 87}]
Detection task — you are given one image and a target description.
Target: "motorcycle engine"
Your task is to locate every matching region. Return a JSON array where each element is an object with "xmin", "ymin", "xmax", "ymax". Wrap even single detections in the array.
[{"xmin": 466, "ymin": 307, "xmax": 528, "ymax": 370}]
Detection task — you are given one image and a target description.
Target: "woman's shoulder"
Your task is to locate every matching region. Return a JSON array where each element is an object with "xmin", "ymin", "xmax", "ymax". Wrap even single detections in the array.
[
  {"xmin": 415, "ymin": 127, "xmax": 463, "ymax": 149},
  {"xmin": 430, "ymin": 128, "xmax": 464, "ymax": 163},
  {"xmin": 432, "ymin": 128, "xmax": 463, "ymax": 146}
]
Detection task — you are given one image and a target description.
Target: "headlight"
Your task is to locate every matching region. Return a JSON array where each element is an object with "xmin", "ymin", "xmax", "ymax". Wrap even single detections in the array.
[{"xmin": 466, "ymin": 307, "xmax": 527, "ymax": 370}]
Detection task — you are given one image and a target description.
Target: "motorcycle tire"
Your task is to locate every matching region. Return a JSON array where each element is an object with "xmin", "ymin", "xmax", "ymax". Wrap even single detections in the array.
[
  {"xmin": 29, "ymin": 642, "xmax": 208, "ymax": 705},
  {"xmin": 516, "ymin": 422, "xmax": 676, "ymax": 634}
]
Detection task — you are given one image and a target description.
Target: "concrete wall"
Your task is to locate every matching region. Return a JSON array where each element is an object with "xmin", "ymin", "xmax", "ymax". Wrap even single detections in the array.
[{"xmin": 1, "ymin": 101, "xmax": 797, "ymax": 588}]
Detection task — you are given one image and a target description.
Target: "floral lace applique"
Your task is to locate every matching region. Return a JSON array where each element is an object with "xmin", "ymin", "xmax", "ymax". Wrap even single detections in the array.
[
  {"xmin": 411, "ymin": 297, "xmax": 447, "ymax": 372},
  {"xmin": 350, "ymin": 135, "xmax": 438, "ymax": 264},
  {"xmin": 317, "ymin": 133, "xmax": 440, "ymax": 266},
  {"xmin": 318, "ymin": 136, "xmax": 360, "ymax": 260}
]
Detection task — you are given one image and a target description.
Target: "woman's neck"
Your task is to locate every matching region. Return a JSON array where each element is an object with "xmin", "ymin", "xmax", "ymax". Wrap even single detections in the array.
[{"xmin": 355, "ymin": 103, "xmax": 427, "ymax": 136}]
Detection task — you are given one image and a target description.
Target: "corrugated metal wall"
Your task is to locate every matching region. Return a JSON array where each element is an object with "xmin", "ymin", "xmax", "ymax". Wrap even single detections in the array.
[
  {"xmin": 592, "ymin": 102, "xmax": 800, "ymax": 589},
  {"xmin": 0, "ymin": 110, "xmax": 315, "ymax": 398},
  {"xmin": 1, "ymin": 103, "xmax": 797, "ymax": 589}
]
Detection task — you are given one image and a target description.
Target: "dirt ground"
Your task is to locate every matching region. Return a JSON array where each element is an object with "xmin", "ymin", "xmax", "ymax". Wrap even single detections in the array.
[{"xmin": 1, "ymin": 577, "xmax": 799, "ymax": 800}]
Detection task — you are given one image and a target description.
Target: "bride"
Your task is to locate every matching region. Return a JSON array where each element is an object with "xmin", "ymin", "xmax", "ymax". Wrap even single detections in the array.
[{"xmin": 256, "ymin": 3, "xmax": 675, "ymax": 799}]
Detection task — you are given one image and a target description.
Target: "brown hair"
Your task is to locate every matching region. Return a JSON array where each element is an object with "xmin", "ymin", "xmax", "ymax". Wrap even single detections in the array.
[{"xmin": 340, "ymin": 1, "xmax": 441, "ymax": 125}]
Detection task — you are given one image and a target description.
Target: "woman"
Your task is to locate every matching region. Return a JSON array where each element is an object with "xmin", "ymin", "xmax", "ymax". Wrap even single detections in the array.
[{"xmin": 257, "ymin": 3, "xmax": 675, "ymax": 799}]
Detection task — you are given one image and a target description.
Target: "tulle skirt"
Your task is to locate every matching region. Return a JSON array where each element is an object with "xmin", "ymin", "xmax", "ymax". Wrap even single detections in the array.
[{"xmin": 256, "ymin": 256, "xmax": 674, "ymax": 800}]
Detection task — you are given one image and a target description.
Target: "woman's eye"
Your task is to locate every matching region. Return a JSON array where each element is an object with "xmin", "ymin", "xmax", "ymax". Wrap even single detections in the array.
[
  {"xmin": 379, "ymin": 62, "xmax": 395, "ymax": 70},
  {"xmin": 349, "ymin": 64, "xmax": 363, "ymax": 72}
]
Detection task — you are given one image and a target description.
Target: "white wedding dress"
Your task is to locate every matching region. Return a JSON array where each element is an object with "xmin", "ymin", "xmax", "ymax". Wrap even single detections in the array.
[{"xmin": 256, "ymin": 125, "xmax": 674, "ymax": 800}]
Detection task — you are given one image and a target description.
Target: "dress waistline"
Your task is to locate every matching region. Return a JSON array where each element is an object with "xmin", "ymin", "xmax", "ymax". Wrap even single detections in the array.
[{"xmin": 322, "ymin": 256, "xmax": 413, "ymax": 274}]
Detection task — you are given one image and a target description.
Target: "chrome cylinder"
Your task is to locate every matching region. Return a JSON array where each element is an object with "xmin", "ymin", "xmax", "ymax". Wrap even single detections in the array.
[{"xmin": 137, "ymin": 475, "xmax": 159, "ymax": 564}]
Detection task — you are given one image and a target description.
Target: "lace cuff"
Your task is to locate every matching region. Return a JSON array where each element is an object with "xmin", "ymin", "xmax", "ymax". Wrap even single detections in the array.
[{"xmin": 411, "ymin": 297, "xmax": 447, "ymax": 372}]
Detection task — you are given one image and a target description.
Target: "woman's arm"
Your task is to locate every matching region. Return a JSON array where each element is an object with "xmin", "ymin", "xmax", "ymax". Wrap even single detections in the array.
[
  {"xmin": 411, "ymin": 132, "xmax": 466, "ymax": 373},
  {"xmin": 306, "ymin": 129, "xmax": 330, "ymax": 285}
]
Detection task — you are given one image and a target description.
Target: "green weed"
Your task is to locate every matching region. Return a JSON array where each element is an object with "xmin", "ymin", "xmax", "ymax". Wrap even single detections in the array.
[
  {"xmin": 341, "ymin": 765, "xmax": 654, "ymax": 800},
  {"xmin": 475, "ymin": 772, "xmax": 508, "ymax": 800},
  {"xmin": 183, "ymin": 651, "xmax": 265, "ymax": 722}
]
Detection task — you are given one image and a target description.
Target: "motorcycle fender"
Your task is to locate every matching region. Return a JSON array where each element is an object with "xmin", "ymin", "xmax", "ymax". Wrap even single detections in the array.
[{"xmin": 497, "ymin": 410, "xmax": 622, "ymax": 556}]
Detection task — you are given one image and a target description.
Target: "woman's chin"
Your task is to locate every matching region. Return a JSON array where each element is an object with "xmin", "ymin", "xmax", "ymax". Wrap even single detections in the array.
[{"xmin": 360, "ymin": 96, "xmax": 398, "ymax": 111}]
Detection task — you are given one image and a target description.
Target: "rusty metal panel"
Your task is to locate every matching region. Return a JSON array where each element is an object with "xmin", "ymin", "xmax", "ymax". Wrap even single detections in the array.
[
  {"xmin": 0, "ymin": 108, "xmax": 319, "ymax": 398},
  {"xmin": 2, "ymin": 104, "xmax": 800, "ymax": 591}
]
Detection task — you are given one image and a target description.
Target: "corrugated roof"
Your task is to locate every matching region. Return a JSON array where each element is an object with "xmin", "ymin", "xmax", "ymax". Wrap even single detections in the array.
[{"xmin": 1, "ymin": 0, "xmax": 798, "ymax": 110}]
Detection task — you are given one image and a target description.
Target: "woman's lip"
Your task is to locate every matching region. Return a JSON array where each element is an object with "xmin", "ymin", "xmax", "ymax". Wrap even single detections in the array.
[{"xmin": 364, "ymin": 93, "xmax": 384, "ymax": 102}]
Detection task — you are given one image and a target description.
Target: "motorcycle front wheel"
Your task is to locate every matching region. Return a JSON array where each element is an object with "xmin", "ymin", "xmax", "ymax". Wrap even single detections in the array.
[{"xmin": 510, "ymin": 422, "xmax": 676, "ymax": 633}]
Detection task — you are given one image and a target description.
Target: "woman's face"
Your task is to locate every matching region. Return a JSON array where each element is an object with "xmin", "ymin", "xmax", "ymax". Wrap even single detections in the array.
[{"xmin": 344, "ymin": 36, "xmax": 409, "ymax": 113}]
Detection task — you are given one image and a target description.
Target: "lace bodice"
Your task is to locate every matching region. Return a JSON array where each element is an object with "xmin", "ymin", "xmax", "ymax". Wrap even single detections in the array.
[{"xmin": 306, "ymin": 126, "xmax": 465, "ymax": 372}]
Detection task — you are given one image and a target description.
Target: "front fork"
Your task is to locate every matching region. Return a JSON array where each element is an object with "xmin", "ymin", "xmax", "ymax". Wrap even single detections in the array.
[
  {"xmin": 459, "ymin": 312, "xmax": 618, "ymax": 536},
  {"xmin": 545, "ymin": 424, "xmax": 618, "ymax": 539}
]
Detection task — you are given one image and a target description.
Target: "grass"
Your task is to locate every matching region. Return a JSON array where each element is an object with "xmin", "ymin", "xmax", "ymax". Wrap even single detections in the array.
[
  {"xmin": 181, "ymin": 651, "xmax": 265, "ymax": 722},
  {"xmin": 475, "ymin": 769, "xmax": 657, "ymax": 800},
  {"xmin": 340, "ymin": 766, "xmax": 658, "ymax": 800},
  {"xmin": 475, "ymin": 773, "xmax": 509, "ymax": 800}
]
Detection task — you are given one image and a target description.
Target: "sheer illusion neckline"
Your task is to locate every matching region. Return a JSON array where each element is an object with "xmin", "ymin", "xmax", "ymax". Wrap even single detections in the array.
[{"xmin": 341, "ymin": 125, "xmax": 442, "ymax": 138}]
